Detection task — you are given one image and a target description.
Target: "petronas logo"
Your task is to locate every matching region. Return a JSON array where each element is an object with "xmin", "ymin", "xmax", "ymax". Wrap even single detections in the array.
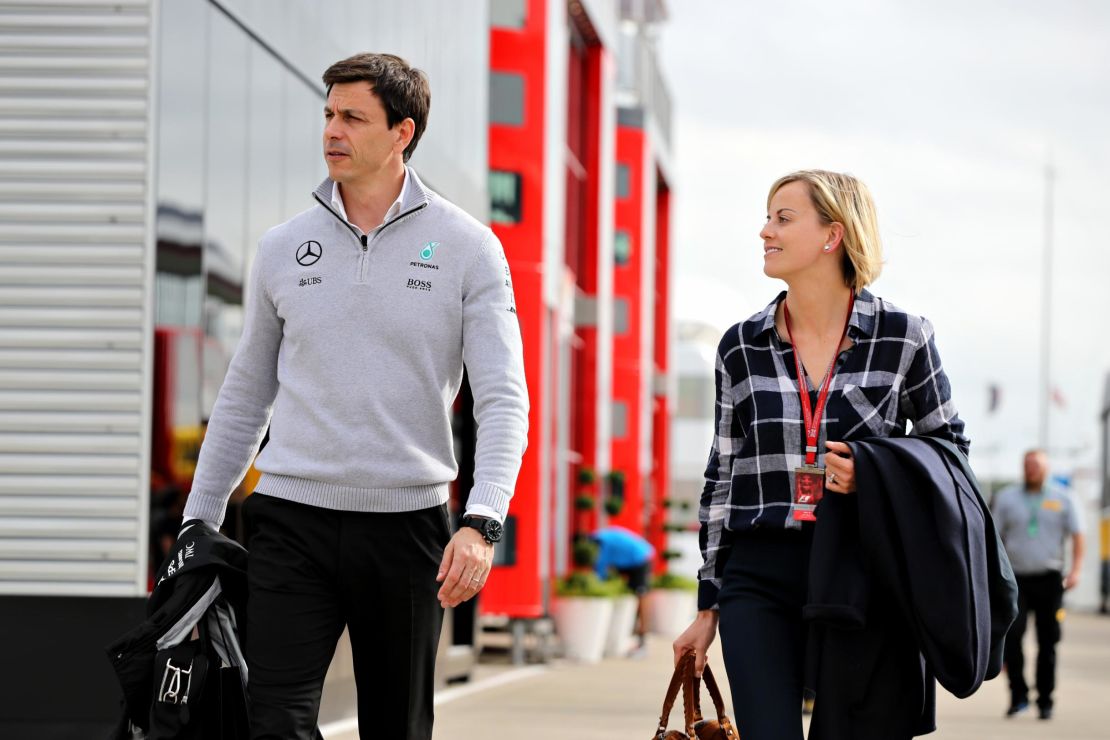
[{"xmin": 420, "ymin": 241, "xmax": 440, "ymax": 261}]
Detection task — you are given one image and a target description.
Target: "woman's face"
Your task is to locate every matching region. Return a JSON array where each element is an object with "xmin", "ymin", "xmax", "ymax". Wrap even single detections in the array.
[{"xmin": 760, "ymin": 180, "xmax": 831, "ymax": 281}]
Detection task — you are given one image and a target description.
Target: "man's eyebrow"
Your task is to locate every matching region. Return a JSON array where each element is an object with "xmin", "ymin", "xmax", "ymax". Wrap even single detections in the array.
[{"xmin": 323, "ymin": 106, "xmax": 365, "ymax": 116}]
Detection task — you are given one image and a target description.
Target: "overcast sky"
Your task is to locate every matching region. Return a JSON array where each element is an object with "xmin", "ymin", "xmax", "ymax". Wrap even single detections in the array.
[{"xmin": 659, "ymin": 0, "xmax": 1110, "ymax": 487}]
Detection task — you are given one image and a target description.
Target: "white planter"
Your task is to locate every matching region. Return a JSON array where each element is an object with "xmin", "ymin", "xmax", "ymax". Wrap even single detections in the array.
[
  {"xmin": 604, "ymin": 594, "xmax": 639, "ymax": 657},
  {"xmin": 553, "ymin": 596, "xmax": 614, "ymax": 663},
  {"xmin": 645, "ymin": 588, "xmax": 698, "ymax": 638}
]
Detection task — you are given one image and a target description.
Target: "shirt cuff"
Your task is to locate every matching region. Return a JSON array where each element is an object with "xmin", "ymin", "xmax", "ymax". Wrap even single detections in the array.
[
  {"xmin": 697, "ymin": 579, "xmax": 721, "ymax": 611},
  {"xmin": 463, "ymin": 503, "xmax": 504, "ymax": 525}
]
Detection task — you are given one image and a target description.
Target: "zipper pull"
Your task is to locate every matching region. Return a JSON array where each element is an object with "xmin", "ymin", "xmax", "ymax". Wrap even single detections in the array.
[{"xmin": 361, "ymin": 235, "xmax": 368, "ymax": 252}]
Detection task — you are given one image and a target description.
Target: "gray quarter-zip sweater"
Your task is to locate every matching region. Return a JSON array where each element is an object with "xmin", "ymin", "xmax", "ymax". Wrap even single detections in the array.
[{"xmin": 183, "ymin": 168, "xmax": 529, "ymax": 526}]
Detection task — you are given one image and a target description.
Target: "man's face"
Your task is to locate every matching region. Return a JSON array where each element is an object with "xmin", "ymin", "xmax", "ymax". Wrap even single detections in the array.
[
  {"xmin": 1023, "ymin": 451, "xmax": 1048, "ymax": 489},
  {"xmin": 322, "ymin": 82, "xmax": 409, "ymax": 185}
]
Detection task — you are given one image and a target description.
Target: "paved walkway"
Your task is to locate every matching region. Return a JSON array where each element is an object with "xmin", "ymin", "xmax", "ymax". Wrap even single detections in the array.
[{"xmin": 323, "ymin": 611, "xmax": 1110, "ymax": 738}]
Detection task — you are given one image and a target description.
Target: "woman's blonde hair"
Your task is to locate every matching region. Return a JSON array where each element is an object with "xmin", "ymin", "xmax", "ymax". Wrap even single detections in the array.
[{"xmin": 767, "ymin": 170, "xmax": 883, "ymax": 292}]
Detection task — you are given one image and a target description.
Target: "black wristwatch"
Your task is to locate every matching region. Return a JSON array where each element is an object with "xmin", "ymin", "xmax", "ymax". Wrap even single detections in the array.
[{"xmin": 460, "ymin": 515, "xmax": 503, "ymax": 544}]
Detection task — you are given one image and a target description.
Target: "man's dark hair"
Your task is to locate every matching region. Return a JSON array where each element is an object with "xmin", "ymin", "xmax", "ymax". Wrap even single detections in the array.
[{"xmin": 322, "ymin": 53, "xmax": 430, "ymax": 163}]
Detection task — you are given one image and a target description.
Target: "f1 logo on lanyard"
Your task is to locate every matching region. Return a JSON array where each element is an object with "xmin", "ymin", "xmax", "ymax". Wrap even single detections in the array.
[{"xmin": 784, "ymin": 293, "xmax": 854, "ymax": 522}]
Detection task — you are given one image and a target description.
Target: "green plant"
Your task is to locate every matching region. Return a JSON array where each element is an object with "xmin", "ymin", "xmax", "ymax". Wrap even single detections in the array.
[
  {"xmin": 652, "ymin": 572, "xmax": 699, "ymax": 591},
  {"xmin": 679, "ymin": 500, "xmax": 692, "ymax": 511},
  {"xmin": 661, "ymin": 498, "xmax": 674, "ymax": 508},
  {"xmin": 661, "ymin": 549, "xmax": 682, "ymax": 561},
  {"xmin": 574, "ymin": 494, "xmax": 595, "ymax": 512},
  {"xmin": 606, "ymin": 469, "xmax": 626, "ymax": 499},
  {"xmin": 556, "ymin": 571, "xmax": 626, "ymax": 597},
  {"xmin": 663, "ymin": 522, "xmax": 687, "ymax": 533},
  {"xmin": 603, "ymin": 496, "xmax": 624, "ymax": 516},
  {"xmin": 577, "ymin": 466, "xmax": 597, "ymax": 486},
  {"xmin": 571, "ymin": 537, "xmax": 598, "ymax": 569}
]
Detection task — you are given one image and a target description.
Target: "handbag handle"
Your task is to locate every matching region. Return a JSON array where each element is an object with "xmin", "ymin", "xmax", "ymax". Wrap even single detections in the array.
[
  {"xmin": 654, "ymin": 651, "xmax": 696, "ymax": 739},
  {"xmin": 657, "ymin": 651, "xmax": 738, "ymax": 739},
  {"xmin": 690, "ymin": 663, "xmax": 730, "ymax": 725}
]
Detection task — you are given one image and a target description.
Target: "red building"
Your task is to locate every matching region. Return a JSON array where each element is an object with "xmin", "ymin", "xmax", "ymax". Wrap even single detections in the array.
[{"xmin": 483, "ymin": 0, "xmax": 674, "ymax": 622}]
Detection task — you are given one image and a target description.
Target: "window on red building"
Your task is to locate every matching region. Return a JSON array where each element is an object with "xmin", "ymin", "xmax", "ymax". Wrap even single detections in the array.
[
  {"xmin": 489, "ymin": 71, "xmax": 525, "ymax": 126},
  {"xmin": 490, "ymin": 0, "xmax": 527, "ymax": 28},
  {"xmin": 615, "ymin": 230, "xmax": 632, "ymax": 266},
  {"xmin": 616, "ymin": 162, "xmax": 631, "ymax": 199},
  {"xmin": 490, "ymin": 170, "xmax": 522, "ymax": 224}
]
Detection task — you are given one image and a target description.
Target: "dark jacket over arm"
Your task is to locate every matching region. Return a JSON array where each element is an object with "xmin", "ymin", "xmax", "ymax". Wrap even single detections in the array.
[{"xmin": 806, "ymin": 436, "xmax": 1018, "ymax": 738}]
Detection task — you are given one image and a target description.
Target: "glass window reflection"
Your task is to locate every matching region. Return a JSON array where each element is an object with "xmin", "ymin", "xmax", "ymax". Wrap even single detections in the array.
[{"xmin": 202, "ymin": 9, "xmax": 250, "ymax": 417}]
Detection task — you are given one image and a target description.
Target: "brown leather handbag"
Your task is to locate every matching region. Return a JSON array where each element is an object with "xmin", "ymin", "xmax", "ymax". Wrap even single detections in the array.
[{"xmin": 652, "ymin": 650, "xmax": 739, "ymax": 740}]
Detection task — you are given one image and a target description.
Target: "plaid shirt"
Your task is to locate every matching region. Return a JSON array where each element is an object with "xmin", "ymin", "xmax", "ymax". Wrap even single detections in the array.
[{"xmin": 698, "ymin": 289, "xmax": 970, "ymax": 609}]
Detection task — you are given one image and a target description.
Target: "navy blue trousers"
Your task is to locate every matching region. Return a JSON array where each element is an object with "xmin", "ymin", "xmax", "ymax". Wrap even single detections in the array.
[{"xmin": 717, "ymin": 528, "xmax": 813, "ymax": 740}]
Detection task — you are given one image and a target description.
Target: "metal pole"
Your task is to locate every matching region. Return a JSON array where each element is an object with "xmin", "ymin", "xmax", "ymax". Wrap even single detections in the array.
[
  {"xmin": 1038, "ymin": 161, "xmax": 1054, "ymax": 450},
  {"xmin": 1101, "ymin": 376, "xmax": 1109, "ymax": 613}
]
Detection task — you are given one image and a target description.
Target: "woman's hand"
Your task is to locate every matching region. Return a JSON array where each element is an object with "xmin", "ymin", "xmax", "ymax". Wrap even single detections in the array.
[
  {"xmin": 824, "ymin": 441, "xmax": 856, "ymax": 493},
  {"xmin": 673, "ymin": 609, "xmax": 719, "ymax": 677}
]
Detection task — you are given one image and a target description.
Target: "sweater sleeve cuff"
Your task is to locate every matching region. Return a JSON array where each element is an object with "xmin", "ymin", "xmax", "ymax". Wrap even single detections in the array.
[
  {"xmin": 182, "ymin": 492, "xmax": 228, "ymax": 529},
  {"xmin": 698, "ymin": 579, "xmax": 721, "ymax": 611},
  {"xmin": 466, "ymin": 481, "xmax": 512, "ymax": 521}
]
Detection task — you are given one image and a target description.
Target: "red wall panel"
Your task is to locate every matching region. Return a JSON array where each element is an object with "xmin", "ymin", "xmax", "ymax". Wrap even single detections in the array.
[{"xmin": 610, "ymin": 125, "xmax": 646, "ymax": 532}]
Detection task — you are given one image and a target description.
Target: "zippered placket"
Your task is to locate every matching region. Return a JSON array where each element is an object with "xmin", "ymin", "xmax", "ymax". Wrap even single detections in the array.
[{"xmin": 313, "ymin": 193, "xmax": 428, "ymax": 284}]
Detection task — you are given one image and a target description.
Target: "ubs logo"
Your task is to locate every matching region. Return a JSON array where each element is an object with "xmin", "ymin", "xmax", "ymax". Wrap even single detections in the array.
[
  {"xmin": 296, "ymin": 240, "xmax": 322, "ymax": 266},
  {"xmin": 406, "ymin": 278, "xmax": 432, "ymax": 292}
]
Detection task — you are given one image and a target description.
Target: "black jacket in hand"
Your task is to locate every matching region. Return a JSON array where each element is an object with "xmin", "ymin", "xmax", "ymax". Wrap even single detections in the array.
[
  {"xmin": 805, "ymin": 436, "xmax": 1018, "ymax": 739},
  {"xmin": 104, "ymin": 521, "xmax": 249, "ymax": 739}
]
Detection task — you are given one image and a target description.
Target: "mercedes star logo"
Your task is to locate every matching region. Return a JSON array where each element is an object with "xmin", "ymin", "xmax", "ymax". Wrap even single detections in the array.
[{"xmin": 296, "ymin": 240, "xmax": 322, "ymax": 266}]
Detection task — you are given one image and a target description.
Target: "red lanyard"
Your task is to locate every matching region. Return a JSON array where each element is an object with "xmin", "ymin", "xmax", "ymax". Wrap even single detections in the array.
[{"xmin": 783, "ymin": 293, "xmax": 855, "ymax": 466}]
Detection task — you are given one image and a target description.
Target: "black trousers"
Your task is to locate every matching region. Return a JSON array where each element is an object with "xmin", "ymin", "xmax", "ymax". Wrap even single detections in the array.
[
  {"xmin": 717, "ymin": 528, "xmax": 813, "ymax": 740},
  {"xmin": 1004, "ymin": 571, "xmax": 1064, "ymax": 710},
  {"xmin": 242, "ymin": 493, "xmax": 451, "ymax": 740}
]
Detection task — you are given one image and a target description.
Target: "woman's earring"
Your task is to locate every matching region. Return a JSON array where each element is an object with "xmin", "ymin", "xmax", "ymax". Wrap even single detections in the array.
[{"xmin": 822, "ymin": 245, "xmax": 832, "ymax": 252}]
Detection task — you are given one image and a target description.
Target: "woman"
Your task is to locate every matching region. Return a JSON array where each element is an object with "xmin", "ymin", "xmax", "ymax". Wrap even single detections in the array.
[{"xmin": 673, "ymin": 170, "xmax": 969, "ymax": 739}]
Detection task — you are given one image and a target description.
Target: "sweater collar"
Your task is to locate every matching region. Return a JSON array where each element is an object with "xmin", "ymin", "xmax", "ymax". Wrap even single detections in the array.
[{"xmin": 312, "ymin": 165, "xmax": 432, "ymax": 229}]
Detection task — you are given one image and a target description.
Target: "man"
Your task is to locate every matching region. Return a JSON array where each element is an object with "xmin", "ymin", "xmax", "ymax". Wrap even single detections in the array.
[
  {"xmin": 992, "ymin": 449, "xmax": 1084, "ymax": 720},
  {"xmin": 593, "ymin": 525, "xmax": 655, "ymax": 655},
  {"xmin": 182, "ymin": 53, "xmax": 528, "ymax": 739}
]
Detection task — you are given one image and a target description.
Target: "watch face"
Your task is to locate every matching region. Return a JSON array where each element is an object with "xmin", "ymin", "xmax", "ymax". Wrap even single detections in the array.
[{"xmin": 485, "ymin": 519, "xmax": 504, "ymax": 542}]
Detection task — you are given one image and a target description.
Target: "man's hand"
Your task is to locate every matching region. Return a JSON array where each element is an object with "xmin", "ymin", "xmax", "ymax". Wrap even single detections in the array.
[
  {"xmin": 1064, "ymin": 570, "xmax": 1081, "ymax": 590},
  {"xmin": 436, "ymin": 526, "xmax": 494, "ymax": 608}
]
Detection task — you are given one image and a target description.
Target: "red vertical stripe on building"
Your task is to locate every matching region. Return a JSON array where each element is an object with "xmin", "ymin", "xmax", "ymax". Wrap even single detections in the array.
[
  {"xmin": 483, "ymin": 0, "xmax": 548, "ymax": 618},
  {"xmin": 610, "ymin": 126, "xmax": 646, "ymax": 532},
  {"xmin": 650, "ymin": 181, "xmax": 672, "ymax": 567}
]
